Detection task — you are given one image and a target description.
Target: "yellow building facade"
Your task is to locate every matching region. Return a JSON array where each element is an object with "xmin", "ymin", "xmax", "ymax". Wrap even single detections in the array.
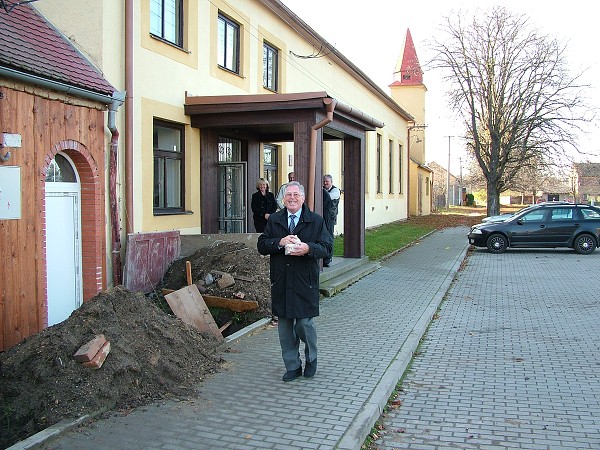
[{"xmin": 36, "ymin": 0, "xmax": 426, "ymax": 285}]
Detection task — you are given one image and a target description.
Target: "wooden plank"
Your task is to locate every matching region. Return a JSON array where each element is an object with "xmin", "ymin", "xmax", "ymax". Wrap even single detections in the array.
[
  {"xmin": 161, "ymin": 289, "xmax": 259, "ymax": 312},
  {"xmin": 164, "ymin": 285, "xmax": 223, "ymax": 339},
  {"xmin": 218, "ymin": 320, "xmax": 233, "ymax": 333},
  {"xmin": 202, "ymin": 294, "xmax": 259, "ymax": 312}
]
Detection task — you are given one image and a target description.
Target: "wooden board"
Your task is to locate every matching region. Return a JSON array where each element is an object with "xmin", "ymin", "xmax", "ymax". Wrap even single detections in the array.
[
  {"xmin": 161, "ymin": 289, "xmax": 259, "ymax": 312},
  {"xmin": 202, "ymin": 295, "xmax": 259, "ymax": 312},
  {"xmin": 164, "ymin": 285, "xmax": 223, "ymax": 339}
]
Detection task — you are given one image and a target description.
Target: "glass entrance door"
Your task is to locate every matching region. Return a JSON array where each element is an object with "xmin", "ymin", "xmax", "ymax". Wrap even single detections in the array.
[{"xmin": 218, "ymin": 162, "xmax": 247, "ymax": 233}]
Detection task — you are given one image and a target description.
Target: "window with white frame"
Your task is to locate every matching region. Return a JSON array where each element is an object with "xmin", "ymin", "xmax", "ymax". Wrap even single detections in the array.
[
  {"xmin": 398, "ymin": 143, "xmax": 403, "ymax": 194},
  {"xmin": 263, "ymin": 42, "xmax": 278, "ymax": 91},
  {"xmin": 150, "ymin": 0, "xmax": 183, "ymax": 47},
  {"xmin": 388, "ymin": 139, "xmax": 394, "ymax": 194},
  {"xmin": 153, "ymin": 120, "xmax": 184, "ymax": 212},
  {"xmin": 217, "ymin": 13, "xmax": 240, "ymax": 74},
  {"xmin": 376, "ymin": 133, "xmax": 382, "ymax": 194}
]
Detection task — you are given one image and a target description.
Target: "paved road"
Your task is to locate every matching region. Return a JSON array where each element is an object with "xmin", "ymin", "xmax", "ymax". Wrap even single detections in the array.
[
  {"xmin": 372, "ymin": 247, "xmax": 600, "ymax": 449},
  {"xmin": 31, "ymin": 227, "xmax": 468, "ymax": 450},
  {"xmin": 23, "ymin": 228, "xmax": 600, "ymax": 450}
]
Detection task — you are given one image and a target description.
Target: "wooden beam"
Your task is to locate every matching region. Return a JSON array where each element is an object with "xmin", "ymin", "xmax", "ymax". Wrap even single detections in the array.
[{"xmin": 161, "ymin": 289, "xmax": 259, "ymax": 312}]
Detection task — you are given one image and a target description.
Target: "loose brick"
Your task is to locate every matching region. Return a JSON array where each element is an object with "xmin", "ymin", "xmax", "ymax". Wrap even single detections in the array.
[
  {"xmin": 82, "ymin": 341, "xmax": 111, "ymax": 369},
  {"xmin": 73, "ymin": 334, "xmax": 107, "ymax": 362},
  {"xmin": 217, "ymin": 273, "xmax": 235, "ymax": 289}
]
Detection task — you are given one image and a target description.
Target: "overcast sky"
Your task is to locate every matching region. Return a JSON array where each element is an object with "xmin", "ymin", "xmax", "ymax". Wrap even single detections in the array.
[{"xmin": 281, "ymin": 0, "xmax": 600, "ymax": 174}]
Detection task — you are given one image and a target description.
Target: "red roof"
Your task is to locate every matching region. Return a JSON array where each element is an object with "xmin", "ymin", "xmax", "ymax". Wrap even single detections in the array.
[
  {"xmin": 390, "ymin": 29, "xmax": 423, "ymax": 87},
  {"xmin": 0, "ymin": 4, "xmax": 115, "ymax": 97}
]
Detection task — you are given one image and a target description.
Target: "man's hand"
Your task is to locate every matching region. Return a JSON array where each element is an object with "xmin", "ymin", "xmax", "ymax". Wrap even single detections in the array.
[
  {"xmin": 286, "ymin": 242, "xmax": 309, "ymax": 256},
  {"xmin": 279, "ymin": 234, "xmax": 300, "ymax": 246}
]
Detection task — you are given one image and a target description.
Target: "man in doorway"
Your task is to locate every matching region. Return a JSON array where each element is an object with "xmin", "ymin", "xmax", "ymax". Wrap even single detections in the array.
[
  {"xmin": 323, "ymin": 174, "xmax": 341, "ymax": 266},
  {"xmin": 276, "ymin": 171, "xmax": 296, "ymax": 209},
  {"xmin": 257, "ymin": 181, "xmax": 332, "ymax": 381}
]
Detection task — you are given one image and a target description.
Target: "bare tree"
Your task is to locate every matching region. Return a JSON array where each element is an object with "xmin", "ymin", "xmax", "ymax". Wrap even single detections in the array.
[{"xmin": 430, "ymin": 6, "xmax": 593, "ymax": 215}]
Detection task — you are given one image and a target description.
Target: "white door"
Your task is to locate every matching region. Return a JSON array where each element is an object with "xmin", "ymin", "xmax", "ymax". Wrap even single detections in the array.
[{"xmin": 45, "ymin": 154, "xmax": 82, "ymax": 325}]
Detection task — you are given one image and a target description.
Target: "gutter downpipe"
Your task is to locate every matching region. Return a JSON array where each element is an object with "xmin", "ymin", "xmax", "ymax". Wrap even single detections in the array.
[
  {"xmin": 308, "ymin": 98, "xmax": 336, "ymax": 210},
  {"xmin": 407, "ymin": 124, "xmax": 413, "ymax": 218},
  {"xmin": 108, "ymin": 91, "xmax": 126, "ymax": 286},
  {"xmin": 125, "ymin": 0, "xmax": 134, "ymax": 234}
]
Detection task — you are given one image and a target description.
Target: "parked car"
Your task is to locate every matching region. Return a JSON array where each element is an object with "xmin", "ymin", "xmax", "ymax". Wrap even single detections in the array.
[
  {"xmin": 468, "ymin": 203, "xmax": 600, "ymax": 254},
  {"xmin": 481, "ymin": 202, "xmax": 573, "ymax": 223},
  {"xmin": 481, "ymin": 212, "xmax": 516, "ymax": 223}
]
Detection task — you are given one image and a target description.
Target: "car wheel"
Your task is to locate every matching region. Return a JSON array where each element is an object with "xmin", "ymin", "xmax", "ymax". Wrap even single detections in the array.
[
  {"xmin": 574, "ymin": 234, "xmax": 597, "ymax": 254},
  {"xmin": 486, "ymin": 233, "xmax": 508, "ymax": 253}
]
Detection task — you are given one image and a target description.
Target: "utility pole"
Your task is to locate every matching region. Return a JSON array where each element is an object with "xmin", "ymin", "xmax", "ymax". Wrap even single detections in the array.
[
  {"xmin": 445, "ymin": 136, "xmax": 454, "ymax": 208},
  {"xmin": 459, "ymin": 156, "xmax": 463, "ymax": 206}
]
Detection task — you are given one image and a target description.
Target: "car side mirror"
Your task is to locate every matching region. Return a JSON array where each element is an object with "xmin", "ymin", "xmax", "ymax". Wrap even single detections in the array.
[{"xmin": 516, "ymin": 219, "xmax": 524, "ymax": 225}]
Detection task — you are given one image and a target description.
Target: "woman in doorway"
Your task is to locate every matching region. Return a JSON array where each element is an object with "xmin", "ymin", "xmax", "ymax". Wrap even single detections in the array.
[{"xmin": 251, "ymin": 178, "xmax": 277, "ymax": 232}]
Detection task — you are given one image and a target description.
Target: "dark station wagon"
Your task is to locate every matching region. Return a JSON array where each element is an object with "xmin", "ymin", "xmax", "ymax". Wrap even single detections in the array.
[{"xmin": 468, "ymin": 203, "xmax": 600, "ymax": 254}]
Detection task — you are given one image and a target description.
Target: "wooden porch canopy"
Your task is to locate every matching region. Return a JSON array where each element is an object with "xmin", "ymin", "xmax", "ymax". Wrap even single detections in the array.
[{"xmin": 184, "ymin": 91, "xmax": 384, "ymax": 259}]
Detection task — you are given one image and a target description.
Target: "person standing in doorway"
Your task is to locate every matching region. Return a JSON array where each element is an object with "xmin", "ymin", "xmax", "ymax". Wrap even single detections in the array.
[
  {"xmin": 250, "ymin": 178, "xmax": 277, "ymax": 232},
  {"xmin": 323, "ymin": 174, "xmax": 341, "ymax": 266},
  {"xmin": 276, "ymin": 171, "xmax": 296, "ymax": 209},
  {"xmin": 257, "ymin": 181, "xmax": 332, "ymax": 381}
]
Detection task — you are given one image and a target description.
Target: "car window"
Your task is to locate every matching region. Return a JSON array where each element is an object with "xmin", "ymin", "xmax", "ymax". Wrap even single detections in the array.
[
  {"xmin": 550, "ymin": 208, "xmax": 574, "ymax": 220},
  {"xmin": 581, "ymin": 208, "xmax": 600, "ymax": 219},
  {"xmin": 519, "ymin": 210, "xmax": 546, "ymax": 222}
]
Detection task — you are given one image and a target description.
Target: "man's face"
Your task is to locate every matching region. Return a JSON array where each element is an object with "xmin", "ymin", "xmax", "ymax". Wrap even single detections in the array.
[
  {"xmin": 284, "ymin": 185, "xmax": 304, "ymax": 213},
  {"xmin": 323, "ymin": 178, "xmax": 332, "ymax": 190},
  {"xmin": 288, "ymin": 173, "xmax": 296, "ymax": 182}
]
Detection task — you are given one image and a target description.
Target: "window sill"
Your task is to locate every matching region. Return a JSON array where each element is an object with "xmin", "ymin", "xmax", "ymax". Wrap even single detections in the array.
[
  {"xmin": 149, "ymin": 33, "xmax": 190, "ymax": 53},
  {"xmin": 153, "ymin": 209, "xmax": 194, "ymax": 216}
]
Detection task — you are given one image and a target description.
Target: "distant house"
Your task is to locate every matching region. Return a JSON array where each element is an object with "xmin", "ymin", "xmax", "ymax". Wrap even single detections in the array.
[
  {"xmin": 573, "ymin": 163, "xmax": 600, "ymax": 205},
  {"xmin": 428, "ymin": 161, "xmax": 461, "ymax": 209}
]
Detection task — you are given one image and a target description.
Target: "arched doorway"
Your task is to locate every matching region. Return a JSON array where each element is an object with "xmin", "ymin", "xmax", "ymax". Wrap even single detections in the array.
[{"xmin": 45, "ymin": 153, "xmax": 83, "ymax": 325}]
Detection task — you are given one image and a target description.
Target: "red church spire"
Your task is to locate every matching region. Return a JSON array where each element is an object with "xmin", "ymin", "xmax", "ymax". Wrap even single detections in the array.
[{"xmin": 390, "ymin": 29, "xmax": 423, "ymax": 86}]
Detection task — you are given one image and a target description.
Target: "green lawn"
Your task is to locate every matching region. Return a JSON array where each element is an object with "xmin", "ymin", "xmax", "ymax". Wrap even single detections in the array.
[{"xmin": 333, "ymin": 221, "xmax": 435, "ymax": 261}]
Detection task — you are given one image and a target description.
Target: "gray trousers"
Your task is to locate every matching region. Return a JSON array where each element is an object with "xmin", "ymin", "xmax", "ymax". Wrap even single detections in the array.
[{"xmin": 277, "ymin": 317, "xmax": 317, "ymax": 370}]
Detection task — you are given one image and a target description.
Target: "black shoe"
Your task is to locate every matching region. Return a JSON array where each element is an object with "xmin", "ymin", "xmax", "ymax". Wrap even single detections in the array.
[
  {"xmin": 304, "ymin": 358, "xmax": 317, "ymax": 378},
  {"xmin": 282, "ymin": 367, "xmax": 302, "ymax": 382},
  {"xmin": 323, "ymin": 261, "xmax": 330, "ymax": 267}
]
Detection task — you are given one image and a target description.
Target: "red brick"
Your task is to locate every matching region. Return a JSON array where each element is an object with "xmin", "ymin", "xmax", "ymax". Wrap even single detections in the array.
[
  {"xmin": 82, "ymin": 341, "xmax": 111, "ymax": 369},
  {"xmin": 73, "ymin": 334, "xmax": 107, "ymax": 362}
]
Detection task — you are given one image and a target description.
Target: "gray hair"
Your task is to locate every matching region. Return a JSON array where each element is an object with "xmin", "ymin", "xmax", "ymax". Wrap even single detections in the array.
[
  {"xmin": 284, "ymin": 181, "xmax": 305, "ymax": 196},
  {"xmin": 323, "ymin": 174, "xmax": 333, "ymax": 182}
]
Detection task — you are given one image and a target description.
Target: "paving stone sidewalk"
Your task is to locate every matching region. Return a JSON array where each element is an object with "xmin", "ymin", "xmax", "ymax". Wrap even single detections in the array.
[
  {"xmin": 372, "ymin": 247, "xmax": 600, "ymax": 449},
  {"xmin": 33, "ymin": 227, "xmax": 469, "ymax": 450}
]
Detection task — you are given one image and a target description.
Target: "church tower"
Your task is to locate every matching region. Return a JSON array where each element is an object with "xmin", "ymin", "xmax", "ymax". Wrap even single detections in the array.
[{"xmin": 389, "ymin": 29, "xmax": 431, "ymax": 216}]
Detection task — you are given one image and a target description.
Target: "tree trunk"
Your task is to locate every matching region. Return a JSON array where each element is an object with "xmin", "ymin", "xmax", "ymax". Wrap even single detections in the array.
[{"xmin": 486, "ymin": 180, "xmax": 501, "ymax": 216}]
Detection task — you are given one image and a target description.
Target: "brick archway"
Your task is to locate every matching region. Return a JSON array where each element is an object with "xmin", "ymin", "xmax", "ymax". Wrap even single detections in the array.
[{"xmin": 42, "ymin": 140, "xmax": 105, "ymax": 325}]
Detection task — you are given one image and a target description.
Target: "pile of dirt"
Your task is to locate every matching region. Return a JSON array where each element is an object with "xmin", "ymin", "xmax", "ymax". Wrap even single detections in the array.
[
  {"xmin": 155, "ymin": 241, "xmax": 273, "ymax": 335},
  {"xmin": 0, "ymin": 287, "xmax": 225, "ymax": 448}
]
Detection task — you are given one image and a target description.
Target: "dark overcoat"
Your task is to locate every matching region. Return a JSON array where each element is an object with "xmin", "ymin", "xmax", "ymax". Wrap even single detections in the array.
[
  {"xmin": 251, "ymin": 190, "xmax": 277, "ymax": 232},
  {"xmin": 257, "ymin": 204, "xmax": 332, "ymax": 319}
]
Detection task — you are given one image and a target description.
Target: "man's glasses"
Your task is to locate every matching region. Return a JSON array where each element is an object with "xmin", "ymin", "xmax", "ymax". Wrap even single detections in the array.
[{"xmin": 285, "ymin": 192, "xmax": 303, "ymax": 197}]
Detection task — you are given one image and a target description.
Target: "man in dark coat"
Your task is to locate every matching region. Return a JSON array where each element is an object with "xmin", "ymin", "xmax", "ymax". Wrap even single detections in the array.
[
  {"xmin": 322, "ymin": 187, "xmax": 334, "ymax": 267},
  {"xmin": 257, "ymin": 181, "xmax": 332, "ymax": 382}
]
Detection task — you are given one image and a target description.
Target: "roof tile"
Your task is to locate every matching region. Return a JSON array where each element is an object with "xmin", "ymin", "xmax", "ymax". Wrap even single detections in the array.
[{"xmin": 0, "ymin": 4, "xmax": 114, "ymax": 97}]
